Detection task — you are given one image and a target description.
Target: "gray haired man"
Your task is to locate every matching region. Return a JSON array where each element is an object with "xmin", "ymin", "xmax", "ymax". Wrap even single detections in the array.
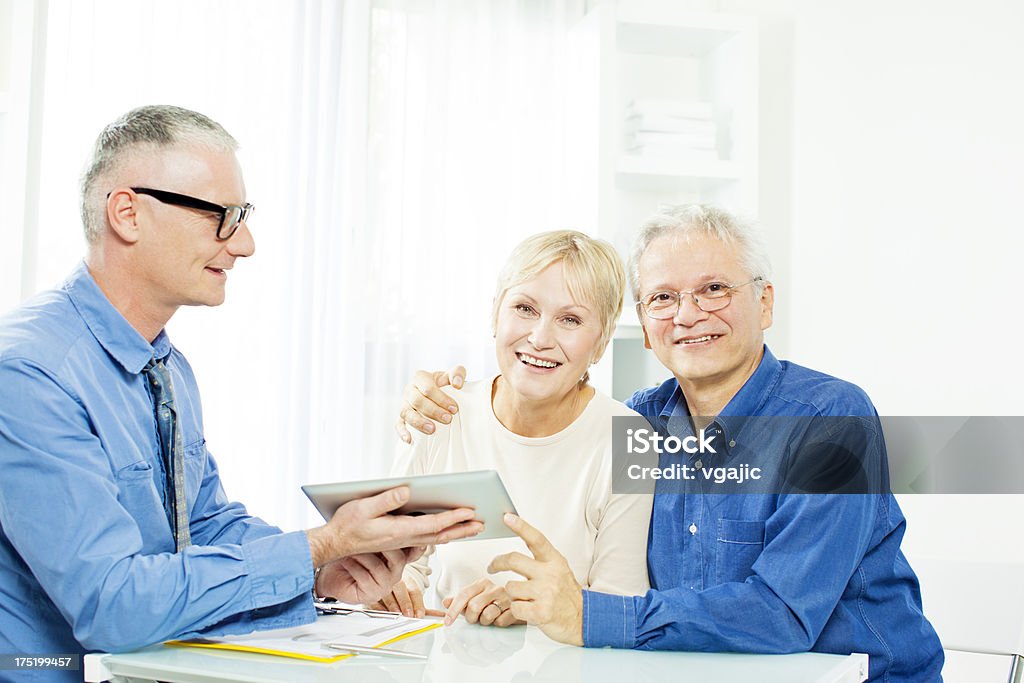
[{"xmin": 0, "ymin": 105, "xmax": 482, "ymax": 681}]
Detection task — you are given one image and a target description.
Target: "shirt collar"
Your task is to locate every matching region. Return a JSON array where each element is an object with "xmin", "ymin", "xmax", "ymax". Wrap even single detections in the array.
[
  {"xmin": 659, "ymin": 344, "xmax": 782, "ymax": 440},
  {"xmin": 720, "ymin": 345, "xmax": 782, "ymax": 418},
  {"xmin": 64, "ymin": 261, "xmax": 171, "ymax": 374}
]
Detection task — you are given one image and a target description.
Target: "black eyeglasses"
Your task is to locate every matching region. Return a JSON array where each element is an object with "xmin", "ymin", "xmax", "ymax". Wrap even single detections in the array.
[{"xmin": 120, "ymin": 187, "xmax": 254, "ymax": 240}]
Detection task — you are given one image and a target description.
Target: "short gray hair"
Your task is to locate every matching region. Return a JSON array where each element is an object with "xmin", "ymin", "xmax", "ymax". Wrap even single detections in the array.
[
  {"xmin": 80, "ymin": 105, "xmax": 238, "ymax": 243},
  {"xmin": 627, "ymin": 204, "xmax": 772, "ymax": 301}
]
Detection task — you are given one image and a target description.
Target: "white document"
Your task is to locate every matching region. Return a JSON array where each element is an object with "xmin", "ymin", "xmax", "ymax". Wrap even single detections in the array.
[{"xmin": 168, "ymin": 612, "xmax": 441, "ymax": 662}]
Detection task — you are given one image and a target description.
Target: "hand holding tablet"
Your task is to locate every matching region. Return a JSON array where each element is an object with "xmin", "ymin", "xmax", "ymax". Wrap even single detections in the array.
[{"xmin": 303, "ymin": 470, "xmax": 519, "ymax": 542}]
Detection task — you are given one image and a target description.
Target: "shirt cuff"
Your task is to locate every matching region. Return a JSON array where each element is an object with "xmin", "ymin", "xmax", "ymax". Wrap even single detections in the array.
[
  {"xmin": 241, "ymin": 530, "xmax": 315, "ymax": 610},
  {"xmin": 582, "ymin": 590, "xmax": 637, "ymax": 649},
  {"xmin": 402, "ymin": 564, "xmax": 428, "ymax": 592}
]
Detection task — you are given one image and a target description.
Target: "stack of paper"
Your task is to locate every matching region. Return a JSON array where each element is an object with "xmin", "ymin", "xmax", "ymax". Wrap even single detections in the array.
[
  {"xmin": 625, "ymin": 100, "xmax": 720, "ymax": 162},
  {"xmin": 167, "ymin": 611, "xmax": 441, "ymax": 663}
]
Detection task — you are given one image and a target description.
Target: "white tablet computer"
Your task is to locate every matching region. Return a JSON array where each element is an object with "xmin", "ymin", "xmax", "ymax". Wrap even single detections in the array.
[{"xmin": 302, "ymin": 469, "xmax": 518, "ymax": 541}]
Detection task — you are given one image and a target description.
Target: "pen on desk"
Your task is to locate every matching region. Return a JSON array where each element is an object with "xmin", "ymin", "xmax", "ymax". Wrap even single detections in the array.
[
  {"xmin": 314, "ymin": 603, "xmax": 401, "ymax": 619},
  {"xmin": 326, "ymin": 643, "xmax": 429, "ymax": 660}
]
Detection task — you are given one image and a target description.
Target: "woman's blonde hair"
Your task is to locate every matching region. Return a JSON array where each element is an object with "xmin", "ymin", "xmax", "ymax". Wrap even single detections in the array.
[{"xmin": 492, "ymin": 230, "xmax": 626, "ymax": 370}]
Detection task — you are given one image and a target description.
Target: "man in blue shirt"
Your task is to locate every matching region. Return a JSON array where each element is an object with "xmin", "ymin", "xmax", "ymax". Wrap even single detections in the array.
[
  {"xmin": 398, "ymin": 205, "xmax": 943, "ymax": 681},
  {"xmin": 0, "ymin": 105, "xmax": 482, "ymax": 680}
]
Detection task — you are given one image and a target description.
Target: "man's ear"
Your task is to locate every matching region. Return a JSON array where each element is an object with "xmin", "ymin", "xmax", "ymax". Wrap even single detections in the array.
[
  {"xmin": 633, "ymin": 302, "xmax": 653, "ymax": 350},
  {"xmin": 105, "ymin": 188, "xmax": 142, "ymax": 244},
  {"xmin": 759, "ymin": 282, "xmax": 775, "ymax": 331}
]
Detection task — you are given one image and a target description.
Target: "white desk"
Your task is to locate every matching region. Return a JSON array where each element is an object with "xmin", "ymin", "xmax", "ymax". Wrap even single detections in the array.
[{"xmin": 85, "ymin": 620, "xmax": 868, "ymax": 683}]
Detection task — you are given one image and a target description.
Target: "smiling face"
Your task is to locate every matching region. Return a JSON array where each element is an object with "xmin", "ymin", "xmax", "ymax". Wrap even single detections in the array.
[
  {"xmin": 494, "ymin": 261, "xmax": 604, "ymax": 407},
  {"xmin": 129, "ymin": 144, "xmax": 255, "ymax": 313},
  {"xmin": 637, "ymin": 232, "xmax": 774, "ymax": 400}
]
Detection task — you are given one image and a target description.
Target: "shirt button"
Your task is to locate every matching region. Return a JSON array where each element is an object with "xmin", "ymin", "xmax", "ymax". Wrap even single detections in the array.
[
  {"xmin": 729, "ymin": 440, "xmax": 736, "ymax": 448},
  {"xmin": 694, "ymin": 460, "xmax": 703, "ymax": 469},
  {"xmin": 689, "ymin": 523, "xmax": 697, "ymax": 535}
]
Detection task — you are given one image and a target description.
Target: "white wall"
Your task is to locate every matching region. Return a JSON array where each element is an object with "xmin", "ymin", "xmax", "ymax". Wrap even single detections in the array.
[
  {"xmin": 781, "ymin": 0, "xmax": 1024, "ymax": 561},
  {"xmin": 732, "ymin": 1, "xmax": 1024, "ymax": 676},
  {"xmin": 714, "ymin": 0, "xmax": 1024, "ymax": 415},
  {"xmin": 787, "ymin": 0, "xmax": 1024, "ymax": 417}
]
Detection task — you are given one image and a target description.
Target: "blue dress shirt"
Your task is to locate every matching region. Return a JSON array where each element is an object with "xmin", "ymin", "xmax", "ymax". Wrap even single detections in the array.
[
  {"xmin": 583, "ymin": 347, "xmax": 943, "ymax": 682},
  {"xmin": 0, "ymin": 263, "xmax": 315, "ymax": 682}
]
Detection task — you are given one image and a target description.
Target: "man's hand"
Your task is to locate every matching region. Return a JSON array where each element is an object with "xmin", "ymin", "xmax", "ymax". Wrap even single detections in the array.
[
  {"xmin": 394, "ymin": 366, "xmax": 468, "ymax": 443},
  {"xmin": 487, "ymin": 514, "xmax": 583, "ymax": 646},
  {"xmin": 306, "ymin": 486, "xmax": 483, "ymax": 567},
  {"xmin": 369, "ymin": 576, "xmax": 444, "ymax": 619},
  {"xmin": 442, "ymin": 577, "xmax": 523, "ymax": 627},
  {"xmin": 316, "ymin": 548, "xmax": 421, "ymax": 605}
]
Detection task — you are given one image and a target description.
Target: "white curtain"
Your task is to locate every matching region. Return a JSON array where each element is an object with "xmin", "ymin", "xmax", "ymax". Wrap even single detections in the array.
[
  {"xmin": 16, "ymin": 0, "xmax": 585, "ymax": 531},
  {"xmin": 362, "ymin": 0, "xmax": 586, "ymax": 480}
]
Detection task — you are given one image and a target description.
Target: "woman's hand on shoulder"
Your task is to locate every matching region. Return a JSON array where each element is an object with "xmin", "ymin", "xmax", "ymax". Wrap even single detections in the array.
[{"xmin": 395, "ymin": 366, "xmax": 468, "ymax": 443}]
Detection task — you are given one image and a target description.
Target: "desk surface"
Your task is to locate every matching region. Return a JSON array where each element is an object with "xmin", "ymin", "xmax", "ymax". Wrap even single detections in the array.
[{"xmin": 85, "ymin": 620, "xmax": 868, "ymax": 683}]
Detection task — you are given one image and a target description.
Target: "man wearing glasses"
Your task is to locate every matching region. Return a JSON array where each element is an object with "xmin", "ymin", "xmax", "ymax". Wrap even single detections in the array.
[
  {"xmin": 397, "ymin": 204, "xmax": 942, "ymax": 681},
  {"xmin": 0, "ymin": 105, "xmax": 482, "ymax": 677}
]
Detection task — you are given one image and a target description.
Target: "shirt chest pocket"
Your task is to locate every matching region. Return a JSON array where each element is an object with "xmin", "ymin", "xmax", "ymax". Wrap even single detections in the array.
[
  {"xmin": 115, "ymin": 461, "xmax": 169, "ymax": 552},
  {"xmin": 114, "ymin": 439, "xmax": 207, "ymax": 552},
  {"xmin": 714, "ymin": 518, "xmax": 766, "ymax": 585}
]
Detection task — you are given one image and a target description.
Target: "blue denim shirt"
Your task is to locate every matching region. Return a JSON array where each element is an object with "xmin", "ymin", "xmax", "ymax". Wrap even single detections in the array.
[
  {"xmin": 582, "ymin": 347, "xmax": 943, "ymax": 682},
  {"xmin": 0, "ymin": 263, "xmax": 315, "ymax": 682}
]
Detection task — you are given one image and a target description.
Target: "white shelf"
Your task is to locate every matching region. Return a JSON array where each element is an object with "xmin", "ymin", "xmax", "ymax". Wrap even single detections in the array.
[
  {"xmin": 617, "ymin": 155, "xmax": 744, "ymax": 178},
  {"xmin": 616, "ymin": 155, "xmax": 747, "ymax": 193}
]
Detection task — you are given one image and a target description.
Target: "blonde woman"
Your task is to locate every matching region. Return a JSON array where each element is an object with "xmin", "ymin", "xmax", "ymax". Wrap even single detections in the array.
[{"xmin": 374, "ymin": 231, "xmax": 652, "ymax": 627}]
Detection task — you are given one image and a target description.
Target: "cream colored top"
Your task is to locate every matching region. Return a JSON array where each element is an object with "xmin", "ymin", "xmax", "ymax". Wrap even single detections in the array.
[{"xmin": 393, "ymin": 376, "xmax": 652, "ymax": 604}]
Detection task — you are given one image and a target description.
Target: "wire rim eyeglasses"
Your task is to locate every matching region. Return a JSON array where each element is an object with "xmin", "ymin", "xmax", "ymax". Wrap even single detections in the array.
[{"xmin": 637, "ymin": 277, "xmax": 764, "ymax": 320}]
